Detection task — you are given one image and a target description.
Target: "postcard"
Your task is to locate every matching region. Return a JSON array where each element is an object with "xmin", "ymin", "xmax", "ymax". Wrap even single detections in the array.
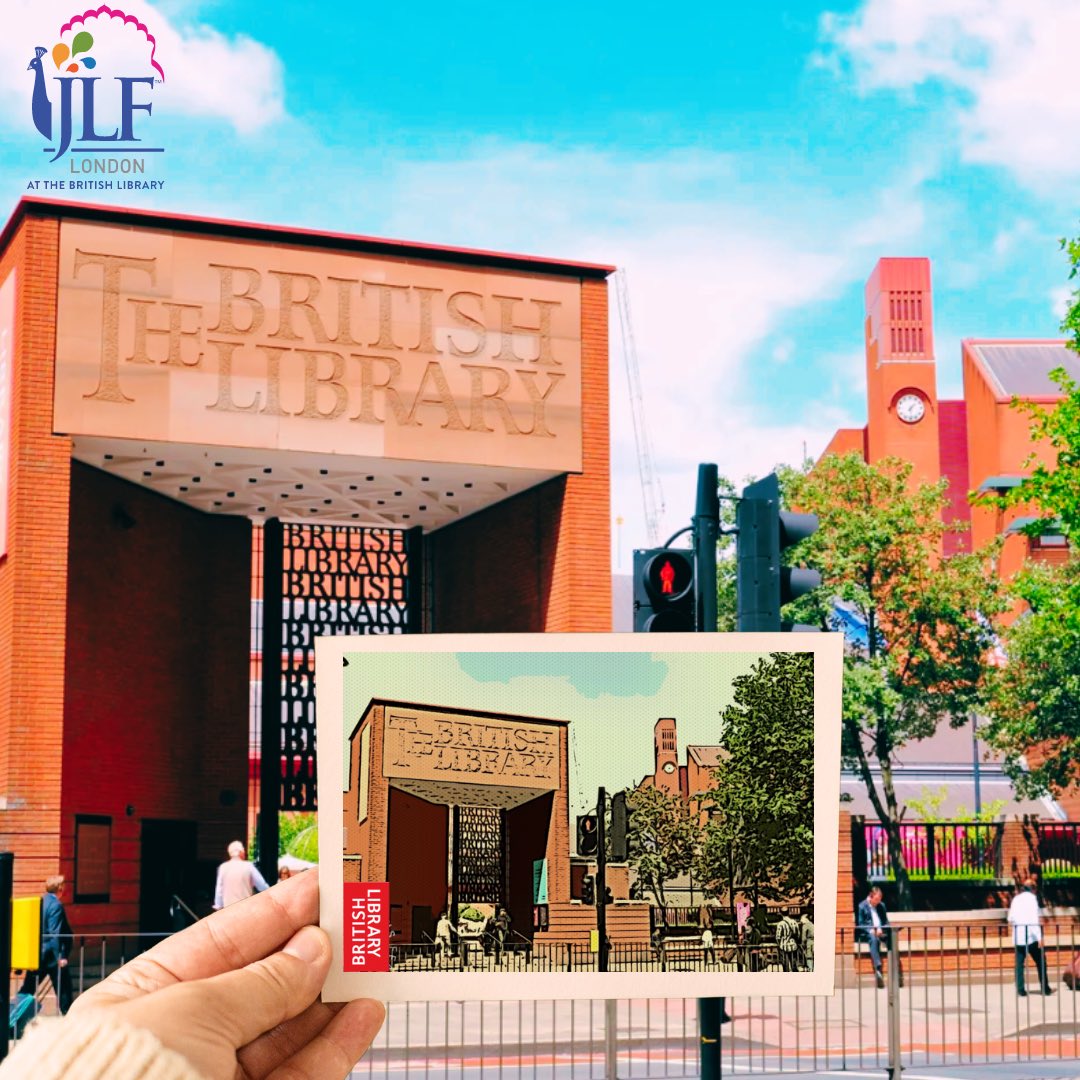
[{"xmin": 317, "ymin": 632, "xmax": 842, "ymax": 1002}]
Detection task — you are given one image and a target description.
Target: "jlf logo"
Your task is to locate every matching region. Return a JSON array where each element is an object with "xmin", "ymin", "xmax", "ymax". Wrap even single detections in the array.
[{"xmin": 26, "ymin": 8, "xmax": 164, "ymax": 164}]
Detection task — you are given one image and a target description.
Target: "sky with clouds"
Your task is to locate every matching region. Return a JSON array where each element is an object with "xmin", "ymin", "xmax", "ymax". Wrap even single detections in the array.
[{"xmin": 5, "ymin": 0, "xmax": 1078, "ymax": 567}]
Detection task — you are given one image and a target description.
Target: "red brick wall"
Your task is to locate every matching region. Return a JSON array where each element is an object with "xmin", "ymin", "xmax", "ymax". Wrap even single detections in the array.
[
  {"xmin": 938, "ymin": 400, "xmax": 972, "ymax": 555},
  {"xmin": 432, "ymin": 277, "xmax": 611, "ymax": 633},
  {"xmin": 344, "ymin": 705, "xmax": 391, "ymax": 882},
  {"xmin": 836, "ymin": 809, "xmax": 854, "ymax": 940},
  {"xmin": 543, "ymin": 278, "xmax": 610, "ymax": 631},
  {"xmin": 0, "ymin": 215, "xmax": 72, "ymax": 899},
  {"xmin": 385, "ymin": 787, "xmax": 448, "ymax": 941},
  {"xmin": 506, "ymin": 791, "xmax": 555, "ymax": 931},
  {"xmin": 61, "ymin": 463, "xmax": 250, "ymax": 930}
]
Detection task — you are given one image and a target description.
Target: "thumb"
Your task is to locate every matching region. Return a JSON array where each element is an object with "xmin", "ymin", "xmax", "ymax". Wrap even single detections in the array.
[{"xmin": 117, "ymin": 925, "xmax": 331, "ymax": 1067}]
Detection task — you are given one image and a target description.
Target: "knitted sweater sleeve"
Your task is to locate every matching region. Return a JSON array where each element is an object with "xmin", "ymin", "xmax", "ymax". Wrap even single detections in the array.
[{"xmin": 0, "ymin": 1015, "xmax": 206, "ymax": 1080}]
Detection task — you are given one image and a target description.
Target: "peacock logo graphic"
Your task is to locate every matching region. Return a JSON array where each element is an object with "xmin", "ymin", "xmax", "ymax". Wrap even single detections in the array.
[{"xmin": 27, "ymin": 5, "xmax": 165, "ymax": 164}]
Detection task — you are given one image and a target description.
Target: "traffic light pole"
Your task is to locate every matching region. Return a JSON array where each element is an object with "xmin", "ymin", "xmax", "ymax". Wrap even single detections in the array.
[
  {"xmin": 694, "ymin": 463, "xmax": 723, "ymax": 1079},
  {"xmin": 596, "ymin": 786, "xmax": 608, "ymax": 973},
  {"xmin": 694, "ymin": 463, "xmax": 719, "ymax": 633}
]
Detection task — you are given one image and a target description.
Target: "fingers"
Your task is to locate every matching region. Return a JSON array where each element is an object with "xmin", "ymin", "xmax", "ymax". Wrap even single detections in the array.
[
  {"xmin": 82, "ymin": 872, "xmax": 320, "ymax": 1005},
  {"xmin": 266, "ymin": 999, "xmax": 385, "ymax": 1080},
  {"xmin": 197, "ymin": 925, "xmax": 333, "ymax": 1050},
  {"xmin": 111, "ymin": 925, "xmax": 334, "ymax": 1079},
  {"xmin": 236, "ymin": 999, "xmax": 345, "ymax": 1078}
]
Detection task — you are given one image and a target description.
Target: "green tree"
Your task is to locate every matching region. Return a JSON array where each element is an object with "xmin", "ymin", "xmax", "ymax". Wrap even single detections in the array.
[
  {"xmin": 278, "ymin": 811, "xmax": 317, "ymax": 857},
  {"xmin": 985, "ymin": 561, "xmax": 1080, "ymax": 796},
  {"xmin": 625, "ymin": 785, "xmax": 697, "ymax": 913},
  {"xmin": 716, "ymin": 473, "xmax": 738, "ymax": 631},
  {"xmin": 694, "ymin": 652, "xmax": 815, "ymax": 908},
  {"xmin": 976, "ymin": 234, "xmax": 1080, "ymax": 797},
  {"xmin": 906, "ymin": 784, "xmax": 1006, "ymax": 823},
  {"xmin": 786, "ymin": 452, "xmax": 1005, "ymax": 910}
]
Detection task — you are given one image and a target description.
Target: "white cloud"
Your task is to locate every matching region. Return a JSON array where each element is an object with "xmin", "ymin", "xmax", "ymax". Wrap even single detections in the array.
[
  {"xmin": 821, "ymin": 0, "xmax": 1080, "ymax": 191},
  {"xmin": 772, "ymin": 339, "xmax": 795, "ymax": 364},
  {"xmin": 1, "ymin": 1, "xmax": 284, "ymax": 135},
  {"xmin": 1051, "ymin": 285, "xmax": 1073, "ymax": 321},
  {"xmin": 368, "ymin": 146, "xmax": 917, "ymax": 558}
]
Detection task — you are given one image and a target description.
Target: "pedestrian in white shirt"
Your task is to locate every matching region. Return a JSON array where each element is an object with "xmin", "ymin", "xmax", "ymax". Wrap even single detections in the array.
[
  {"xmin": 1008, "ymin": 878, "xmax": 1053, "ymax": 996},
  {"xmin": 213, "ymin": 840, "xmax": 269, "ymax": 910}
]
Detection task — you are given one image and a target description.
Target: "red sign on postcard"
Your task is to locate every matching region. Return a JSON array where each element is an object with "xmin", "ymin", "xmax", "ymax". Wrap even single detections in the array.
[{"xmin": 343, "ymin": 883, "xmax": 389, "ymax": 972}]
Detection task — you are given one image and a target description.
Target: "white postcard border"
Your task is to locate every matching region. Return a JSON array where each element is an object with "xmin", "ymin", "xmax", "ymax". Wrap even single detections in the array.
[{"xmin": 317, "ymin": 631, "xmax": 843, "ymax": 1002}]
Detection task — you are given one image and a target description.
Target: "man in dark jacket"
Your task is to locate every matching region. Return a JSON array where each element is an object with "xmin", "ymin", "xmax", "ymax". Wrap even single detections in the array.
[
  {"xmin": 856, "ymin": 886, "xmax": 900, "ymax": 989},
  {"xmin": 20, "ymin": 874, "xmax": 74, "ymax": 1013}
]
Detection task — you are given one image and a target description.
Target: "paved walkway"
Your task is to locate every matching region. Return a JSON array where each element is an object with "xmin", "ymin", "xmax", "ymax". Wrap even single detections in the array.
[{"xmin": 350, "ymin": 977, "xmax": 1080, "ymax": 1078}]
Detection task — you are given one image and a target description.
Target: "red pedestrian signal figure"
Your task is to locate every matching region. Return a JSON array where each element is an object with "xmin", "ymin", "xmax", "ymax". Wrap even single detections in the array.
[
  {"xmin": 659, "ymin": 559, "xmax": 675, "ymax": 595},
  {"xmin": 635, "ymin": 547, "xmax": 695, "ymax": 632}
]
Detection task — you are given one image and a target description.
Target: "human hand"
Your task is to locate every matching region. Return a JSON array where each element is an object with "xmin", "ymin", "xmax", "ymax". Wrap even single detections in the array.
[
  {"xmin": 70, "ymin": 871, "xmax": 384, "ymax": 1079},
  {"xmin": 57, "ymin": 958, "xmax": 68, "ymax": 969}
]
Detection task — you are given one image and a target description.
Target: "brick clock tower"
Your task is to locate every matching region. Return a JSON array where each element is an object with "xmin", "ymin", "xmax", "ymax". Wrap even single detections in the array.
[
  {"xmin": 653, "ymin": 717, "xmax": 679, "ymax": 796},
  {"xmin": 864, "ymin": 257, "xmax": 941, "ymax": 485}
]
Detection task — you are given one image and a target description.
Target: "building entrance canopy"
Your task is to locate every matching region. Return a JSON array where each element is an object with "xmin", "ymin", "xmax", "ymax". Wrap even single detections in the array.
[
  {"xmin": 383, "ymin": 705, "xmax": 560, "ymax": 810},
  {"xmin": 53, "ymin": 216, "xmax": 592, "ymax": 529},
  {"xmin": 70, "ymin": 435, "xmax": 555, "ymax": 530}
]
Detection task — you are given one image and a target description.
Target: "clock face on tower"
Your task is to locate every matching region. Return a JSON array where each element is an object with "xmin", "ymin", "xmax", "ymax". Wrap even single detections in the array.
[
  {"xmin": 896, "ymin": 392, "xmax": 926, "ymax": 424},
  {"xmin": 662, "ymin": 762, "xmax": 676, "ymax": 774}
]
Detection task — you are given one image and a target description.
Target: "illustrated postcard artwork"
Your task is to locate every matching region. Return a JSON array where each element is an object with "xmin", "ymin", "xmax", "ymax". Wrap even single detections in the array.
[{"xmin": 317, "ymin": 632, "xmax": 843, "ymax": 1001}]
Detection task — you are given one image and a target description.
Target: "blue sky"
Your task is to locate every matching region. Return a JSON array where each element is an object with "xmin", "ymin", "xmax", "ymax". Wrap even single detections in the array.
[{"xmin": 4, "ymin": 0, "xmax": 1078, "ymax": 566}]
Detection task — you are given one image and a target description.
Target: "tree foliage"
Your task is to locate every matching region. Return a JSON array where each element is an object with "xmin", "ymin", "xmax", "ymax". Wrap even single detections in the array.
[
  {"xmin": 716, "ymin": 473, "xmax": 738, "ymax": 631},
  {"xmin": 694, "ymin": 652, "xmax": 815, "ymax": 905},
  {"xmin": 279, "ymin": 812, "xmax": 317, "ymax": 858},
  {"xmin": 625, "ymin": 785, "xmax": 697, "ymax": 910},
  {"xmin": 976, "ymin": 233, "xmax": 1080, "ymax": 798},
  {"xmin": 786, "ymin": 452, "xmax": 1004, "ymax": 909},
  {"xmin": 986, "ymin": 561, "xmax": 1080, "ymax": 796},
  {"xmin": 906, "ymin": 784, "xmax": 1006, "ymax": 823}
]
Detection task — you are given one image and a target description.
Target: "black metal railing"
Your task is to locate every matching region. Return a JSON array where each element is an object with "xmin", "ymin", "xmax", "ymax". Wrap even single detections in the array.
[
  {"xmin": 863, "ymin": 821, "xmax": 1004, "ymax": 882},
  {"xmin": 21, "ymin": 919, "xmax": 1080, "ymax": 1077},
  {"xmin": 381, "ymin": 938, "xmax": 805, "ymax": 974},
  {"xmin": 352, "ymin": 918, "xmax": 1080, "ymax": 1079},
  {"xmin": 1037, "ymin": 822, "xmax": 1080, "ymax": 878}
]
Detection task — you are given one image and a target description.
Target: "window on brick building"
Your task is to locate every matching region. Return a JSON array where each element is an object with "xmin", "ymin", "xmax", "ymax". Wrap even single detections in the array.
[{"xmin": 357, "ymin": 724, "xmax": 371, "ymax": 823}]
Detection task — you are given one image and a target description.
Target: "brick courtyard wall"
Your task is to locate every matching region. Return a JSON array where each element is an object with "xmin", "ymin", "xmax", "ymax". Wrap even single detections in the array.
[
  {"xmin": 0, "ymin": 214, "xmax": 71, "ymax": 899},
  {"xmin": 344, "ymin": 704, "xmax": 391, "ymax": 883},
  {"xmin": 837, "ymin": 809, "xmax": 854, "ymax": 938},
  {"xmin": 62, "ymin": 463, "xmax": 250, "ymax": 931}
]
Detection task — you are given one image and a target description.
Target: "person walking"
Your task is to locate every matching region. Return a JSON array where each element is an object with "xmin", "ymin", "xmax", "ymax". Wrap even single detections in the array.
[
  {"xmin": 800, "ymin": 908, "xmax": 815, "ymax": 972},
  {"xmin": 1009, "ymin": 877, "xmax": 1053, "ymax": 996},
  {"xmin": 213, "ymin": 841, "xmax": 269, "ymax": 910},
  {"xmin": 776, "ymin": 911, "xmax": 801, "ymax": 972},
  {"xmin": 701, "ymin": 924, "xmax": 717, "ymax": 967},
  {"xmin": 856, "ymin": 886, "xmax": 901, "ymax": 988},
  {"xmin": 492, "ymin": 906, "xmax": 511, "ymax": 963},
  {"xmin": 19, "ymin": 874, "xmax": 73, "ymax": 1014},
  {"xmin": 434, "ymin": 910, "xmax": 455, "ymax": 966}
]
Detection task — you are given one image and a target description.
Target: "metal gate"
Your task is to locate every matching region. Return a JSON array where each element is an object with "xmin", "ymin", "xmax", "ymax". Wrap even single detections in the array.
[
  {"xmin": 259, "ymin": 520, "xmax": 422, "ymax": 872},
  {"xmin": 455, "ymin": 805, "xmax": 505, "ymax": 909}
]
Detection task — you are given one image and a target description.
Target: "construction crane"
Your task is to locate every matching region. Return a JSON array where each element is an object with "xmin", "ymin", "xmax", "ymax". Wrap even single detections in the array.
[{"xmin": 614, "ymin": 269, "xmax": 665, "ymax": 546}]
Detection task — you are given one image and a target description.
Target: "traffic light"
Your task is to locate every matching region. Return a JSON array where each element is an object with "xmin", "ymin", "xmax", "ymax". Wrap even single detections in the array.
[
  {"xmin": 604, "ymin": 886, "xmax": 614, "ymax": 906},
  {"xmin": 736, "ymin": 473, "xmax": 821, "ymax": 632},
  {"xmin": 633, "ymin": 548, "xmax": 696, "ymax": 632},
  {"xmin": 610, "ymin": 791, "xmax": 629, "ymax": 862},
  {"xmin": 581, "ymin": 874, "xmax": 595, "ymax": 906},
  {"xmin": 577, "ymin": 814, "xmax": 599, "ymax": 856}
]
